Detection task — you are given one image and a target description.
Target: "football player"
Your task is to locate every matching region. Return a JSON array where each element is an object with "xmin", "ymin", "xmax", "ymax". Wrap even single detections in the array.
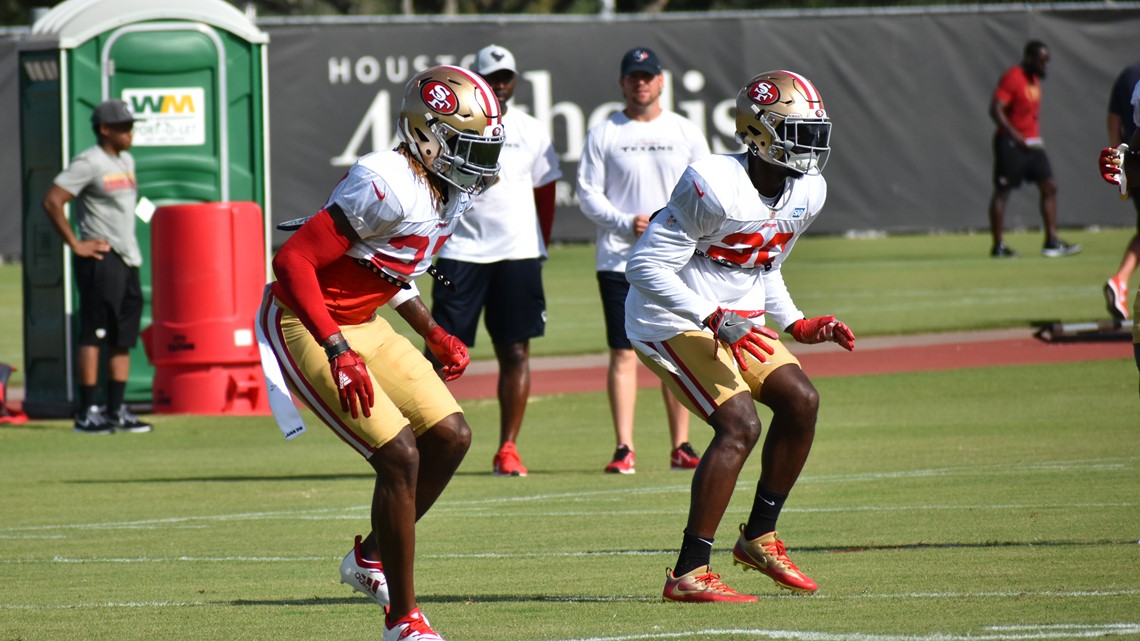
[
  {"xmin": 1098, "ymin": 75, "xmax": 1140, "ymax": 383},
  {"xmin": 624, "ymin": 70, "xmax": 855, "ymax": 602},
  {"xmin": 257, "ymin": 66, "xmax": 503, "ymax": 641}
]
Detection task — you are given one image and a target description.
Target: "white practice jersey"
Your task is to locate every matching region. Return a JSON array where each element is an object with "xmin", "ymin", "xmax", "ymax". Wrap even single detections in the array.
[
  {"xmin": 440, "ymin": 109, "xmax": 561, "ymax": 262},
  {"xmin": 329, "ymin": 150, "xmax": 471, "ymax": 300},
  {"xmin": 1132, "ymin": 78, "xmax": 1140, "ymax": 127},
  {"xmin": 577, "ymin": 110, "xmax": 709, "ymax": 272},
  {"xmin": 625, "ymin": 153, "xmax": 827, "ymax": 344}
]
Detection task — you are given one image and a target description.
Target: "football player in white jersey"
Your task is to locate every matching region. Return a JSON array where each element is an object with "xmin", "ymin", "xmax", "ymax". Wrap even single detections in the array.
[
  {"xmin": 577, "ymin": 47, "xmax": 711, "ymax": 475},
  {"xmin": 257, "ymin": 66, "xmax": 503, "ymax": 641},
  {"xmin": 625, "ymin": 70, "xmax": 856, "ymax": 602}
]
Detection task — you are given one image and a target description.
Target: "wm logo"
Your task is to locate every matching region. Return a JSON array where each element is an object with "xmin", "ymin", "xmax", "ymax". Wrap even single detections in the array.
[
  {"xmin": 129, "ymin": 93, "xmax": 196, "ymax": 115},
  {"xmin": 122, "ymin": 87, "xmax": 204, "ymax": 117}
]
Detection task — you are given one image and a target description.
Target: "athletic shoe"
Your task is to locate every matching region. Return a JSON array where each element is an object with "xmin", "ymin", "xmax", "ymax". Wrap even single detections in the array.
[
  {"xmin": 670, "ymin": 442, "xmax": 701, "ymax": 470},
  {"xmin": 111, "ymin": 406, "xmax": 153, "ymax": 433},
  {"xmin": 1041, "ymin": 239, "xmax": 1081, "ymax": 257},
  {"xmin": 383, "ymin": 608, "xmax": 444, "ymax": 641},
  {"xmin": 492, "ymin": 441, "xmax": 528, "ymax": 477},
  {"xmin": 73, "ymin": 405, "xmax": 114, "ymax": 435},
  {"xmin": 990, "ymin": 243, "xmax": 1018, "ymax": 258},
  {"xmin": 339, "ymin": 535, "xmax": 389, "ymax": 607},
  {"xmin": 732, "ymin": 526, "xmax": 818, "ymax": 593},
  {"xmin": 604, "ymin": 445, "xmax": 635, "ymax": 474},
  {"xmin": 1105, "ymin": 276, "xmax": 1130, "ymax": 321},
  {"xmin": 662, "ymin": 565, "xmax": 758, "ymax": 603}
]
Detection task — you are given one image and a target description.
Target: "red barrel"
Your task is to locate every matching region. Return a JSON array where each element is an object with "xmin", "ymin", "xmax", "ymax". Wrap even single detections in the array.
[{"xmin": 145, "ymin": 202, "xmax": 269, "ymax": 415}]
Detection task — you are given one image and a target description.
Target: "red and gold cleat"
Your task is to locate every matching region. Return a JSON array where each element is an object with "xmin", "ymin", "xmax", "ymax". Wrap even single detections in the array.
[
  {"xmin": 662, "ymin": 565, "xmax": 758, "ymax": 603},
  {"xmin": 732, "ymin": 526, "xmax": 818, "ymax": 593}
]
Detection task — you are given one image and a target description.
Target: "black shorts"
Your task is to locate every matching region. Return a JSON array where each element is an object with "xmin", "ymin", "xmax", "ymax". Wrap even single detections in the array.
[
  {"xmin": 74, "ymin": 251, "xmax": 143, "ymax": 349},
  {"xmin": 992, "ymin": 132, "xmax": 1053, "ymax": 189},
  {"xmin": 430, "ymin": 258, "xmax": 546, "ymax": 347},
  {"xmin": 597, "ymin": 270, "xmax": 632, "ymax": 350}
]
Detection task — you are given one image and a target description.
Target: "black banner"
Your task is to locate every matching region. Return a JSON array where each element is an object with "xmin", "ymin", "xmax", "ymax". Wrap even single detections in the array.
[{"xmin": 4, "ymin": 7, "xmax": 1140, "ymax": 260}]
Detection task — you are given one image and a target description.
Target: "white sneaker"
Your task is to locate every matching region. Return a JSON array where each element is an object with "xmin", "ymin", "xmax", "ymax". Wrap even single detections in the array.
[
  {"xmin": 338, "ymin": 535, "xmax": 388, "ymax": 606},
  {"xmin": 383, "ymin": 608, "xmax": 444, "ymax": 641}
]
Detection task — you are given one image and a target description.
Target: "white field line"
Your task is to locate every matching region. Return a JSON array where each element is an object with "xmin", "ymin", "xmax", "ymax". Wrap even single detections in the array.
[
  {"xmin": 536, "ymin": 623, "xmax": 1140, "ymax": 641},
  {"xmin": 1, "ymin": 590, "xmax": 1138, "ymax": 611},
  {"xmin": 6, "ymin": 547, "xmax": 1140, "ymax": 565},
  {"xmin": 1, "ymin": 457, "xmax": 1133, "ymax": 533},
  {"xmin": 0, "ymin": 500, "xmax": 1132, "ymax": 534}
]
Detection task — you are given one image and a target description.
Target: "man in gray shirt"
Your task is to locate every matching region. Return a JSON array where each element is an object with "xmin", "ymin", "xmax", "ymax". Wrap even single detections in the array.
[{"xmin": 42, "ymin": 99, "xmax": 152, "ymax": 434}]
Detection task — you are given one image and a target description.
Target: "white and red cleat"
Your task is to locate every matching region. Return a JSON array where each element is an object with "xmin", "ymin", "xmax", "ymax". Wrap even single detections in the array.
[{"xmin": 339, "ymin": 535, "xmax": 389, "ymax": 606}]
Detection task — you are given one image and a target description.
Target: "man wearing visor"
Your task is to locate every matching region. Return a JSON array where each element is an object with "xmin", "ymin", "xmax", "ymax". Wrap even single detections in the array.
[
  {"xmin": 257, "ymin": 65, "xmax": 503, "ymax": 641},
  {"xmin": 624, "ymin": 70, "xmax": 855, "ymax": 602}
]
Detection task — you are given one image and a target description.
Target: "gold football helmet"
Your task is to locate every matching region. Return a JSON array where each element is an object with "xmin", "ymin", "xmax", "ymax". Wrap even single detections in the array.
[
  {"xmin": 398, "ymin": 65, "xmax": 505, "ymax": 193},
  {"xmin": 735, "ymin": 70, "xmax": 831, "ymax": 175}
]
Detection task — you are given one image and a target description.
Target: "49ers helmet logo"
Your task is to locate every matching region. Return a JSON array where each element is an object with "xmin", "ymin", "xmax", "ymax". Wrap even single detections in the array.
[
  {"xmin": 421, "ymin": 81, "xmax": 459, "ymax": 115},
  {"xmin": 749, "ymin": 80, "xmax": 780, "ymax": 105}
]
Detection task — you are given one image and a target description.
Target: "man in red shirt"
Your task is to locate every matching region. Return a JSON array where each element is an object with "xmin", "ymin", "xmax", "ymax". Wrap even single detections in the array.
[{"xmin": 987, "ymin": 40, "xmax": 1080, "ymax": 258}]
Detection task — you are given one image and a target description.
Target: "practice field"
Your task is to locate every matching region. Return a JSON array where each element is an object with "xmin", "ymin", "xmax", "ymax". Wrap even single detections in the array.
[
  {"xmin": 1, "ymin": 227, "xmax": 1137, "ymax": 387},
  {"xmin": 1, "ymin": 227, "xmax": 1137, "ymax": 639},
  {"xmin": 1, "ymin": 355, "xmax": 1137, "ymax": 640}
]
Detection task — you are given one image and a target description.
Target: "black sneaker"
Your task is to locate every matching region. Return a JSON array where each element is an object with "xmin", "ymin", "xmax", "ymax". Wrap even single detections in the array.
[
  {"xmin": 991, "ymin": 243, "xmax": 1019, "ymax": 258},
  {"xmin": 111, "ymin": 406, "xmax": 153, "ymax": 433},
  {"xmin": 74, "ymin": 405, "xmax": 114, "ymax": 435},
  {"xmin": 1041, "ymin": 239, "xmax": 1081, "ymax": 257}
]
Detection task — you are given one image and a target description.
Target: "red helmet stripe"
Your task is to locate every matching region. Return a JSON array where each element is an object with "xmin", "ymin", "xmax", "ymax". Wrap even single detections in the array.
[
  {"xmin": 441, "ymin": 64, "xmax": 503, "ymax": 126},
  {"xmin": 779, "ymin": 69, "xmax": 821, "ymax": 103}
]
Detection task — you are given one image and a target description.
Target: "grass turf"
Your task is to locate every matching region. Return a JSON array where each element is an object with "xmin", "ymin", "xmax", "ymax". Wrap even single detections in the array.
[{"xmin": 1, "ymin": 358, "xmax": 1137, "ymax": 640}]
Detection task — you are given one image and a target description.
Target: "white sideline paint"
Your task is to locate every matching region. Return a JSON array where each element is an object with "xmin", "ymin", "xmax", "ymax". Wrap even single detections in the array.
[
  {"xmin": 0, "ymin": 499, "xmax": 1134, "ymax": 532},
  {"xmin": 0, "ymin": 456, "xmax": 1132, "ymax": 534},
  {"xmin": 535, "ymin": 623, "xmax": 1140, "ymax": 641}
]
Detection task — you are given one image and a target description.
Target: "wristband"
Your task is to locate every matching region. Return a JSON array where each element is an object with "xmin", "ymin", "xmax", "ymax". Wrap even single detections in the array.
[{"xmin": 323, "ymin": 339, "xmax": 351, "ymax": 361}]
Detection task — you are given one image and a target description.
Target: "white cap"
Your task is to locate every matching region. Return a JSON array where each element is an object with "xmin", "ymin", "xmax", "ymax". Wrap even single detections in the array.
[{"xmin": 473, "ymin": 44, "xmax": 517, "ymax": 76}]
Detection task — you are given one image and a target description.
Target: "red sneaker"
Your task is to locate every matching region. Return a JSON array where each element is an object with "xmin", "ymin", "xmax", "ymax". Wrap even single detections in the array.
[
  {"xmin": 732, "ymin": 526, "xmax": 818, "ymax": 593},
  {"xmin": 492, "ymin": 442, "xmax": 528, "ymax": 477},
  {"xmin": 603, "ymin": 445, "xmax": 635, "ymax": 474},
  {"xmin": 1105, "ymin": 276, "xmax": 1130, "ymax": 320},
  {"xmin": 670, "ymin": 442, "xmax": 701, "ymax": 470},
  {"xmin": 662, "ymin": 565, "xmax": 757, "ymax": 603}
]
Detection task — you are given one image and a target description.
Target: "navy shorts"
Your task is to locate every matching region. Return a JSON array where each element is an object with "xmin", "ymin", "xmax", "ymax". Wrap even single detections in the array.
[
  {"xmin": 992, "ymin": 132, "xmax": 1053, "ymax": 189},
  {"xmin": 597, "ymin": 270, "xmax": 632, "ymax": 350},
  {"xmin": 74, "ymin": 251, "xmax": 143, "ymax": 349},
  {"xmin": 430, "ymin": 258, "xmax": 546, "ymax": 347}
]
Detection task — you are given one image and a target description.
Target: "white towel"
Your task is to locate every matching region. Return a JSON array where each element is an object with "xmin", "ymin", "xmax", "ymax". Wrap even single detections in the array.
[{"xmin": 255, "ymin": 287, "xmax": 307, "ymax": 440}]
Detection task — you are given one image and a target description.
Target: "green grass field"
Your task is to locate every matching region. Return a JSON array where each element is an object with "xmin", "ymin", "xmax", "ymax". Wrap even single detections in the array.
[
  {"xmin": 1, "ymin": 229, "xmax": 1138, "ymax": 640},
  {"xmin": 1, "ymin": 359, "xmax": 1136, "ymax": 640}
]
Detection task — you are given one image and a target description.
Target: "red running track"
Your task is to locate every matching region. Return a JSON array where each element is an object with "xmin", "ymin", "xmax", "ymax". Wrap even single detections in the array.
[{"xmin": 446, "ymin": 331, "xmax": 1133, "ymax": 401}]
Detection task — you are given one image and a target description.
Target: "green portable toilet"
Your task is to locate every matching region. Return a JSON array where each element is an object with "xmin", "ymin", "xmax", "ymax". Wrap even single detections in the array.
[{"xmin": 18, "ymin": 0, "xmax": 271, "ymax": 418}]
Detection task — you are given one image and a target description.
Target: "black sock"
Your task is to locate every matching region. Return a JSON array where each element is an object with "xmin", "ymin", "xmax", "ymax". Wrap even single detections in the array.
[
  {"xmin": 78, "ymin": 385, "xmax": 97, "ymax": 411},
  {"xmin": 674, "ymin": 530, "xmax": 714, "ymax": 577},
  {"xmin": 107, "ymin": 381, "xmax": 127, "ymax": 414},
  {"xmin": 744, "ymin": 485, "xmax": 788, "ymax": 540}
]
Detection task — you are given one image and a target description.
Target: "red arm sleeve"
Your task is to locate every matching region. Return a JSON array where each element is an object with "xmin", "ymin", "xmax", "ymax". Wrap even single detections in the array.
[
  {"xmin": 534, "ymin": 182, "xmax": 556, "ymax": 248},
  {"xmin": 271, "ymin": 209, "xmax": 352, "ymax": 343}
]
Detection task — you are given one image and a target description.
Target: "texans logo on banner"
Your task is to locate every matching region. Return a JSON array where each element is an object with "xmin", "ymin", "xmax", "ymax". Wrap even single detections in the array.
[{"xmin": 422, "ymin": 81, "xmax": 459, "ymax": 115}]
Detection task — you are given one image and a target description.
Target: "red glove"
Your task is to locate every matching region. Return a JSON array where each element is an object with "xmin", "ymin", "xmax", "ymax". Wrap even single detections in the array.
[
  {"xmin": 790, "ymin": 315, "xmax": 856, "ymax": 351},
  {"xmin": 426, "ymin": 326, "xmax": 470, "ymax": 381},
  {"xmin": 704, "ymin": 307, "xmax": 778, "ymax": 371},
  {"xmin": 1100, "ymin": 145, "xmax": 1129, "ymax": 196},
  {"xmin": 330, "ymin": 348, "xmax": 374, "ymax": 419}
]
